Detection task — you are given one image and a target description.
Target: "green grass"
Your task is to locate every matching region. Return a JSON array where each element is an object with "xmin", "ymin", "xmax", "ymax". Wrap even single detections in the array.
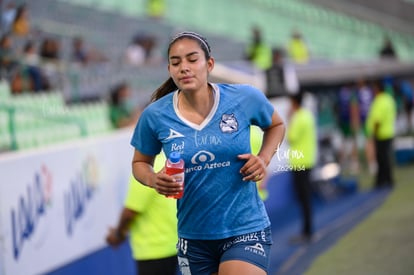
[{"xmin": 305, "ymin": 164, "xmax": 414, "ymax": 275}]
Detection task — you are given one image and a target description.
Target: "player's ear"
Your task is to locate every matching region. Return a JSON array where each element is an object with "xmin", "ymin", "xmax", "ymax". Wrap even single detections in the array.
[{"xmin": 207, "ymin": 57, "xmax": 215, "ymax": 73}]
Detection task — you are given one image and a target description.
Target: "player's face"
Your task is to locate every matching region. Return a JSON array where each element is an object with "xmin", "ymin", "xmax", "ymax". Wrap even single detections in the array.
[{"xmin": 168, "ymin": 38, "xmax": 214, "ymax": 93}]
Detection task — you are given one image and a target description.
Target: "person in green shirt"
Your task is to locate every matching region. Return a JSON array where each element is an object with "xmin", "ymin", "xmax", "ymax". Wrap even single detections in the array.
[
  {"xmin": 106, "ymin": 153, "xmax": 178, "ymax": 275},
  {"xmin": 366, "ymin": 80, "xmax": 397, "ymax": 188},
  {"xmin": 287, "ymin": 92, "xmax": 317, "ymax": 244},
  {"xmin": 109, "ymin": 82, "xmax": 142, "ymax": 129}
]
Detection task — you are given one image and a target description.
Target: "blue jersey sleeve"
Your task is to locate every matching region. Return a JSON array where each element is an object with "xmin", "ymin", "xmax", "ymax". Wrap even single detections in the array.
[
  {"xmin": 130, "ymin": 107, "xmax": 162, "ymax": 156},
  {"xmin": 239, "ymin": 84, "xmax": 274, "ymax": 129}
]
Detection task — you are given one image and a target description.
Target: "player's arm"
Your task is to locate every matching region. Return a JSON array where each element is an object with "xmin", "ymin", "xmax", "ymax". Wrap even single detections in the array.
[
  {"xmin": 132, "ymin": 149, "xmax": 156, "ymax": 188},
  {"xmin": 106, "ymin": 208, "xmax": 138, "ymax": 247},
  {"xmin": 259, "ymin": 110, "xmax": 285, "ymax": 166},
  {"xmin": 238, "ymin": 111, "xmax": 285, "ymax": 182}
]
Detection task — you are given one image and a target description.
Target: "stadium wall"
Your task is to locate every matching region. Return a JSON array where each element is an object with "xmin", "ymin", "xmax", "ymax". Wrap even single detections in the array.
[{"xmin": 0, "ymin": 129, "xmax": 135, "ymax": 275}]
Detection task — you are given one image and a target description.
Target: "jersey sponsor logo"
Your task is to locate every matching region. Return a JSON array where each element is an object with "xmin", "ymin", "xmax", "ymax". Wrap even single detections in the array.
[
  {"xmin": 165, "ymin": 128, "xmax": 185, "ymax": 140},
  {"xmin": 190, "ymin": 150, "xmax": 215, "ymax": 164},
  {"xmin": 171, "ymin": 141, "xmax": 184, "ymax": 152},
  {"xmin": 186, "ymin": 150, "xmax": 230, "ymax": 173},
  {"xmin": 220, "ymin": 113, "xmax": 238, "ymax": 133}
]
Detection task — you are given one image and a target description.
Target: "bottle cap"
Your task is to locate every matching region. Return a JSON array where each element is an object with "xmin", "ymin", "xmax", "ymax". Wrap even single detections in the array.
[{"xmin": 169, "ymin": 151, "xmax": 181, "ymax": 163}]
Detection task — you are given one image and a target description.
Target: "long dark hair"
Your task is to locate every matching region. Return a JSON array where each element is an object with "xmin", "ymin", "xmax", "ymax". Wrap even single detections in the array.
[{"xmin": 150, "ymin": 31, "xmax": 212, "ymax": 102}]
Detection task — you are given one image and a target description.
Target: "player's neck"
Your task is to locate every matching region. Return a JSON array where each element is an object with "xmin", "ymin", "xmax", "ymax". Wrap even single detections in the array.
[{"xmin": 178, "ymin": 85, "xmax": 214, "ymax": 123}]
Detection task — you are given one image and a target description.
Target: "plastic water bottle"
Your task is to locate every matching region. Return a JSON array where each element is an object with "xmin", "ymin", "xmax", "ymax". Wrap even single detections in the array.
[{"xmin": 165, "ymin": 151, "xmax": 185, "ymax": 199}]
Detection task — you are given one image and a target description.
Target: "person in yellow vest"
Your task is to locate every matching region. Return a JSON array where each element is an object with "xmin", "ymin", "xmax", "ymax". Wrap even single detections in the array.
[
  {"xmin": 287, "ymin": 92, "xmax": 317, "ymax": 244},
  {"xmin": 245, "ymin": 26, "xmax": 272, "ymax": 70},
  {"xmin": 146, "ymin": 0, "xmax": 166, "ymax": 20},
  {"xmin": 287, "ymin": 31, "xmax": 309, "ymax": 64},
  {"xmin": 366, "ymin": 80, "xmax": 397, "ymax": 189},
  {"xmin": 106, "ymin": 153, "xmax": 178, "ymax": 275}
]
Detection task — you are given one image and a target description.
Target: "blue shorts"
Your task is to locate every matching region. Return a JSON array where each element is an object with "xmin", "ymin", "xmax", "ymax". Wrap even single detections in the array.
[{"xmin": 177, "ymin": 227, "xmax": 272, "ymax": 275}]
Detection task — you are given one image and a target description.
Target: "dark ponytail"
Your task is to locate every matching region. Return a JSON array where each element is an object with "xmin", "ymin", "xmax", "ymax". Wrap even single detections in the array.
[{"xmin": 150, "ymin": 77, "xmax": 178, "ymax": 102}]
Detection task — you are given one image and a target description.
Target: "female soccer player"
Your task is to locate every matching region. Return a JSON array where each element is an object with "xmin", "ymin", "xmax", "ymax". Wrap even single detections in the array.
[{"xmin": 130, "ymin": 31, "xmax": 285, "ymax": 275}]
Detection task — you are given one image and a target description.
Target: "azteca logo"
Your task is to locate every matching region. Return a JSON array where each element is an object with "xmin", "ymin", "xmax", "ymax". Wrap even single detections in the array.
[
  {"xmin": 191, "ymin": 150, "xmax": 215, "ymax": 164},
  {"xmin": 64, "ymin": 155, "xmax": 100, "ymax": 236},
  {"xmin": 186, "ymin": 150, "xmax": 230, "ymax": 173},
  {"xmin": 11, "ymin": 165, "xmax": 53, "ymax": 260}
]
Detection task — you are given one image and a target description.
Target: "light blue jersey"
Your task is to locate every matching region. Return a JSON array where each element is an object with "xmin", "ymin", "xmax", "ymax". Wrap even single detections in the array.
[{"xmin": 131, "ymin": 83, "xmax": 275, "ymax": 240}]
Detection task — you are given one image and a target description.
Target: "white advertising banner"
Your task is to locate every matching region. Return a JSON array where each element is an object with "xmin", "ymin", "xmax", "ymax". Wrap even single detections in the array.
[{"xmin": 0, "ymin": 129, "xmax": 134, "ymax": 275}]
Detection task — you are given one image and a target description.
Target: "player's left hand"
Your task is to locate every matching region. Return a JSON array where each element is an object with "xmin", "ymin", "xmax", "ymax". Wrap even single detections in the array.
[{"xmin": 238, "ymin": 154, "xmax": 266, "ymax": 182}]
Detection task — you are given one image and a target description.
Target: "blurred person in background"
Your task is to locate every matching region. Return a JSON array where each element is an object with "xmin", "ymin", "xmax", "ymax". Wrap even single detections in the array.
[
  {"xmin": 379, "ymin": 36, "xmax": 397, "ymax": 60},
  {"xmin": 11, "ymin": 3, "xmax": 30, "ymax": 37},
  {"xmin": 130, "ymin": 31, "xmax": 285, "ymax": 275},
  {"xmin": 0, "ymin": 32, "xmax": 18, "ymax": 74},
  {"xmin": 336, "ymin": 82, "xmax": 360, "ymax": 174},
  {"xmin": 106, "ymin": 153, "xmax": 178, "ymax": 275},
  {"xmin": 9, "ymin": 70, "xmax": 31, "ymax": 94},
  {"xmin": 71, "ymin": 36, "xmax": 108, "ymax": 66},
  {"xmin": 395, "ymin": 78, "xmax": 414, "ymax": 134},
  {"xmin": 71, "ymin": 36, "xmax": 89, "ymax": 65},
  {"xmin": 124, "ymin": 35, "xmax": 146, "ymax": 67},
  {"xmin": 109, "ymin": 82, "xmax": 142, "ymax": 129},
  {"xmin": 39, "ymin": 37, "xmax": 61, "ymax": 62},
  {"xmin": 124, "ymin": 33, "xmax": 159, "ymax": 67},
  {"xmin": 265, "ymin": 47, "xmax": 299, "ymax": 97},
  {"xmin": 2, "ymin": 2, "xmax": 16, "ymax": 33},
  {"xmin": 287, "ymin": 30, "xmax": 309, "ymax": 64},
  {"xmin": 21, "ymin": 40, "xmax": 40, "ymax": 66},
  {"xmin": 0, "ymin": 33, "xmax": 31, "ymax": 93},
  {"xmin": 5, "ymin": 38, "xmax": 50, "ymax": 93},
  {"xmin": 21, "ymin": 40, "xmax": 50, "ymax": 92},
  {"xmin": 366, "ymin": 80, "xmax": 397, "ymax": 189},
  {"xmin": 39, "ymin": 36, "xmax": 62, "ymax": 88},
  {"xmin": 355, "ymin": 78, "xmax": 376, "ymax": 174},
  {"xmin": 146, "ymin": 0, "xmax": 166, "ymax": 20},
  {"xmin": 244, "ymin": 25, "xmax": 272, "ymax": 70},
  {"xmin": 287, "ymin": 92, "xmax": 317, "ymax": 244}
]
